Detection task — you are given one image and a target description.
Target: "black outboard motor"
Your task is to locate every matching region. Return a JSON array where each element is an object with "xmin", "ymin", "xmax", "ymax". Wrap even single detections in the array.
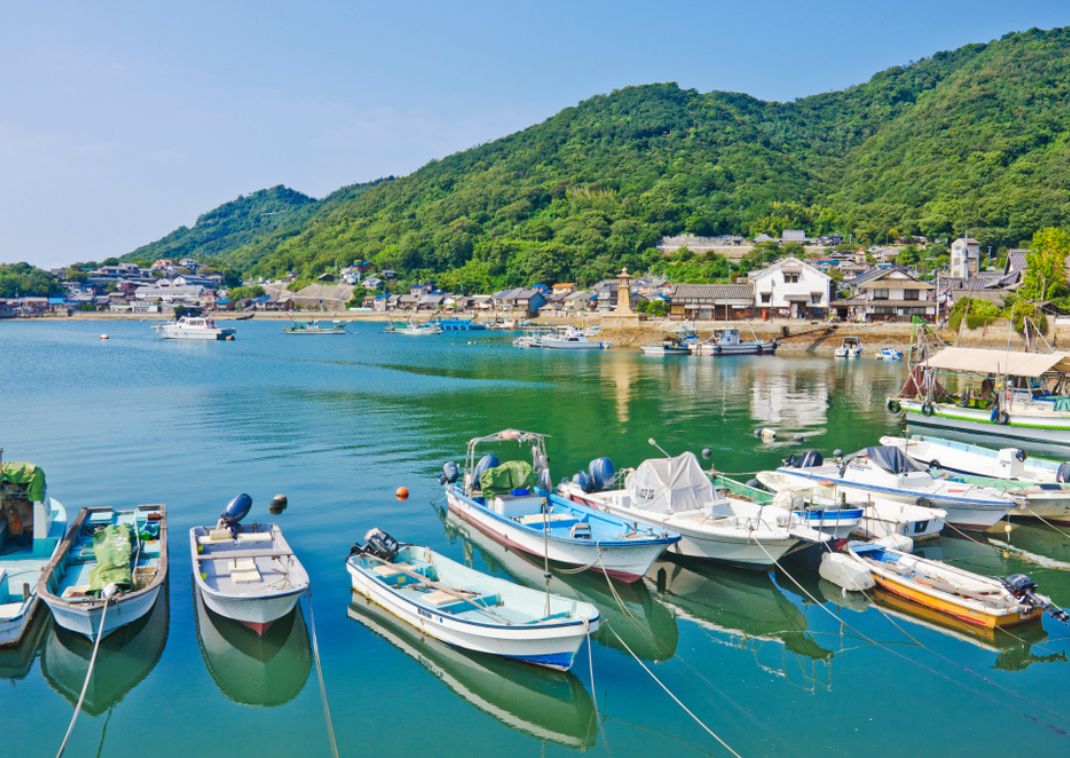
[
  {"xmin": 442, "ymin": 461, "xmax": 460, "ymax": 484},
  {"xmin": 799, "ymin": 450, "xmax": 824, "ymax": 468},
  {"xmin": 1001, "ymin": 573, "xmax": 1038, "ymax": 598},
  {"xmin": 219, "ymin": 493, "xmax": 253, "ymax": 536},
  {"xmin": 782, "ymin": 454, "xmax": 799, "ymax": 468},
  {"xmin": 364, "ymin": 527, "xmax": 400, "ymax": 562}
]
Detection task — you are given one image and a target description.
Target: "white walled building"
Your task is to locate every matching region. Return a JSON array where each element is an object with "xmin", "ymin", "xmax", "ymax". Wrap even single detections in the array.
[
  {"xmin": 747, "ymin": 256, "xmax": 832, "ymax": 318},
  {"xmin": 950, "ymin": 237, "xmax": 981, "ymax": 278}
]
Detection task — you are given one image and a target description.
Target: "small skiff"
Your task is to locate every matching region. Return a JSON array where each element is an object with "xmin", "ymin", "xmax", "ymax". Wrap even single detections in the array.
[
  {"xmin": 846, "ymin": 540, "xmax": 1065, "ymax": 629},
  {"xmin": 191, "ymin": 494, "xmax": 309, "ymax": 636},
  {"xmin": 37, "ymin": 505, "xmax": 167, "ymax": 641},
  {"xmin": 347, "ymin": 529, "xmax": 600, "ymax": 671}
]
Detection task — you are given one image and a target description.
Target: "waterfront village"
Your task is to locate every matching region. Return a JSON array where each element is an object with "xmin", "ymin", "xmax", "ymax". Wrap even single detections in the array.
[{"xmin": 0, "ymin": 232, "xmax": 1041, "ymax": 326}]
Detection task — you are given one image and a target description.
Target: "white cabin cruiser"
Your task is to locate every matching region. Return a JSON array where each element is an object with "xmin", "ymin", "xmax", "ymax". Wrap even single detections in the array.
[
  {"xmin": 154, "ymin": 316, "xmax": 235, "ymax": 340},
  {"xmin": 560, "ymin": 452, "xmax": 829, "ymax": 568},
  {"xmin": 834, "ymin": 336, "xmax": 863, "ymax": 358}
]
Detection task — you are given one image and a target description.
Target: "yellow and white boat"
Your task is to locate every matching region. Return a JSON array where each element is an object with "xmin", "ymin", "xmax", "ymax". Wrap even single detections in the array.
[{"xmin": 846, "ymin": 540, "xmax": 1064, "ymax": 629}]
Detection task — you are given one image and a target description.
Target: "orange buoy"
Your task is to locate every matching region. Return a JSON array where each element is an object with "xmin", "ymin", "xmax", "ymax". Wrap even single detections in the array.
[{"xmin": 395, "ymin": 486, "xmax": 410, "ymax": 501}]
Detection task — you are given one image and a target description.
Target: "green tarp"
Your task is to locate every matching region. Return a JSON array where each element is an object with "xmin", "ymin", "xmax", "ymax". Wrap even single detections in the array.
[
  {"xmin": 0, "ymin": 462, "xmax": 46, "ymax": 503},
  {"xmin": 480, "ymin": 460, "xmax": 534, "ymax": 498},
  {"xmin": 88, "ymin": 524, "xmax": 133, "ymax": 591}
]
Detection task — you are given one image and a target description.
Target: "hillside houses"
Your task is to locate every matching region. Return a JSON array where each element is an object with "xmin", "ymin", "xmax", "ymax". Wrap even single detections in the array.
[
  {"xmin": 748, "ymin": 257, "xmax": 832, "ymax": 319},
  {"xmin": 832, "ymin": 267, "xmax": 935, "ymax": 322}
]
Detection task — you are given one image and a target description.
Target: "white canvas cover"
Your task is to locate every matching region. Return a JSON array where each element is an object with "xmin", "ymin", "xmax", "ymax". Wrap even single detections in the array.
[{"xmin": 625, "ymin": 452, "xmax": 714, "ymax": 514}]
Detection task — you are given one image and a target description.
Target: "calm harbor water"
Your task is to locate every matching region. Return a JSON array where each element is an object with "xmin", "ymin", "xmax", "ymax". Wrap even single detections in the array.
[{"xmin": 2, "ymin": 320, "xmax": 1069, "ymax": 756}]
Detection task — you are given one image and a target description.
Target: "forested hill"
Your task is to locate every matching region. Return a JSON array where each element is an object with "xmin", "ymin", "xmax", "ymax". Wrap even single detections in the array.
[{"xmin": 125, "ymin": 26, "xmax": 1070, "ymax": 288}]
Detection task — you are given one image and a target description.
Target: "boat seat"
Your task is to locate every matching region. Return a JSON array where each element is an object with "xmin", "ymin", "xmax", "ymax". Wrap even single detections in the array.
[
  {"xmin": 231, "ymin": 569, "xmax": 262, "ymax": 584},
  {"xmin": 372, "ymin": 562, "xmax": 429, "ymax": 586},
  {"xmin": 435, "ymin": 593, "xmax": 501, "ymax": 615},
  {"xmin": 230, "ymin": 558, "xmax": 258, "ymax": 572},
  {"xmin": 61, "ymin": 585, "xmax": 93, "ymax": 599},
  {"xmin": 237, "ymin": 532, "xmax": 272, "ymax": 543},
  {"xmin": 0, "ymin": 602, "xmax": 24, "ymax": 620},
  {"xmin": 526, "ymin": 611, "xmax": 570, "ymax": 624},
  {"xmin": 517, "ymin": 512, "xmax": 576, "ymax": 526}
]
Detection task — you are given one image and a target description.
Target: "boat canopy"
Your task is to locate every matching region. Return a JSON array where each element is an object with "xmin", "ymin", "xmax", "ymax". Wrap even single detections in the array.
[
  {"xmin": 0, "ymin": 461, "xmax": 46, "ymax": 502},
  {"xmin": 849, "ymin": 446, "xmax": 927, "ymax": 475},
  {"xmin": 625, "ymin": 452, "xmax": 714, "ymax": 514},
  {"xmin": 923, "ymin": 347, "xmax": 1070, "ymax": 378}
]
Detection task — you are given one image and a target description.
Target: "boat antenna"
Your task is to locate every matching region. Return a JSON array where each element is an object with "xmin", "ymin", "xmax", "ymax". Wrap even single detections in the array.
[{"xmin": 648, "ymin": 438, "xmax": 672, "ymax": 458}]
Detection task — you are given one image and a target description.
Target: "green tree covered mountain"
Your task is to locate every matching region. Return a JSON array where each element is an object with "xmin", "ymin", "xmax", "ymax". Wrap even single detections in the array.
[{"xmin": 126, "ymin": 27, "xmax": 1070, "ymax": 288}]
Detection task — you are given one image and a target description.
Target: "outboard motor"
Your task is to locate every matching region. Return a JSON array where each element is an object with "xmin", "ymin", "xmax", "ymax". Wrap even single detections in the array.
[
  {"xmin": 1001, "ymin": 573, "xmax": 1038, "ymax": 598},
  {"xmin": 442, "ymin": 461, "xmax": 460, "ymax": 485},
  {"xmin": 572, "ymin": 470, "xmax": 593, "ymax": 493},
  {"xmin": 218, "ymin": 493, "xmax": 253, "ymax": 536},
  {"xmin": 782, "ymin": 454, "xmax": 799, "ymax": 468},
  {"xmin": 471, "ymin": 454, "xmax": 500, "ymax": 490},
  {"xmin": 799, "ymin": 450, "xmax": 824, "ymax": 468},
  {"xmin": 588, "ymin": 457, "xmax": 616, "ymax": 492},
  {"xmin": 1057, "ymin": 462, "xmax": 1070, "ymax": 484},
  {"xmin": 363, "ymin": 528, "xmax": 401, "ymax": 562}
]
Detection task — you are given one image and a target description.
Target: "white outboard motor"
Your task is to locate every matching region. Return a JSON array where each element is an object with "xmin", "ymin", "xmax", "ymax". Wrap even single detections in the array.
[
  {"xmin": 363, "ymin": 527, "xmax": 401, "ymax": 562},
  {"xmin": 995, "ymin": 448, "xmax": 1026, "ymax": 478}
]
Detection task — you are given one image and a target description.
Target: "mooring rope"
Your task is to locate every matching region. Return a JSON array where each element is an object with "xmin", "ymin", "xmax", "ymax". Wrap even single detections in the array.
[
  {"xmin": 1021, "ymin": 505, "xmax": 1070, "ymax": 542},
  {"xmin": 57, "ymin": 599, "xmax": 111, "ymax": 757},
  {"xmin": 585, "ymin": 623, "xmax": 612, "ymax": 756},
  {"xmin": 306, "ymin": 593, "xmax": 340, "ymax": 758}
]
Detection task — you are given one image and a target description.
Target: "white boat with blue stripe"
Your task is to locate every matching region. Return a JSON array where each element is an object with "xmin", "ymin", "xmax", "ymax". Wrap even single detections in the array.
[
  {"xmin": 763, "ymin": 446, "xmax": 1014, "ymax": 531},
  {"xmin": 443, "ymin": 430, "xmax": 680, "ymax": 583},
  {"xmin": 347, "ymin": 529, "xmax": 600, "ymax": 671}
]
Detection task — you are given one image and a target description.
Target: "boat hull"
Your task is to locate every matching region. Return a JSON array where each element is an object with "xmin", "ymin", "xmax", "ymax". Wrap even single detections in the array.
[
  {"xmin": 347, "ymin": 563, "xmax": 592, "ymax": 671},
  {"xmin": 0, "ymin": 597, "xmax": 38, "ymax": 647},
  {"xmin": 446, "ymin": 491, "xmax": 667, "ymax": 583},
  {"xmin": 871, "ymin": 573, "xmax": 1042, "ymax": 629},
  {"xmin": 198, "ymin": 586, "xmax": 305, "ymax": 636},
  {"xmin": 43, "ymin": 584, "xmax": 162, "ymax": 641},
  {"xmin": 691, "ymin": 343, "xmax": 776, "ymax": 356},
  {"xmin": 897, "ymin": 399, "xmax": 1070, "ymax": 449},
  {"xmin": 155, "ymin": 327, "xmax": 233, "ymax": 340},
  {"xmin": 539, "ymin": 340, "xmax": 608, "ymax": 350}
]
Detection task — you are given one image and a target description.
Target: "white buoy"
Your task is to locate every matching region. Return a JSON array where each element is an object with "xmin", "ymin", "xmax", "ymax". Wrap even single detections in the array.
[
  {"xmin": 819, "ymin": 553, "xmax": 875, "ymax": 591},
  {"xmin": 759, "ymin": 427, "xmax": 777, "ymax": 443},
  {"xmin": 99, "ymin": 334, "xmax": 109, "ymax": 340}
]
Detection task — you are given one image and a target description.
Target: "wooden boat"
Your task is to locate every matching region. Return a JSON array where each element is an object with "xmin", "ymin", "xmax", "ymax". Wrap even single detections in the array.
[
  {"xmin": 283, "ymin": 319, "xmax": 347, "ymax": 335},
  {"xmin": 37, "ymin": 504, "xmax": 167, "ymax": 641},
  {"xmin": 0, "ymin": 457, "xmax": 68, "ymax": 647},
  {"xmin": 690, "ymin": 327, "xmax": 777, "ymax": 356},
  {"xmin": 846, "ymin": 540, "xmax": 1065, "ymax": 629},
  {"xmin": 560, "ymin": 452, "xmax": 829, "ymax": 568},
  {"xmin": 443, "ymin": 430, "xmax": 679, "ymax": 582},
  {"xmin": 346, "ymin": 528, "xmax": 600, "ymax": 671},
  {"xmin": 191, "ymin": 494, "xmax": 309, "ymax": 636}
]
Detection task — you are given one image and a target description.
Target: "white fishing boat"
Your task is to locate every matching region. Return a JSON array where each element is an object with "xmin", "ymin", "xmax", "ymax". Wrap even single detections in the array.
[
  {"xmin": 880, "ymin": 435, "xmax": 1070, "ymax": 524},
  {"xmin": 512, "ymin": 333, "xmax": 543, "ymax": 349},
  {"xmin": 834, "ymin": 336, "xmax": 863, "ymax": 358},
  {"xmin": 442, "ymin": 430, "xmax": 679, "ymax": 583},
  {"xmin": 37, "ymin": 504, "xmax": 167, "ymax": 641},
  {"xmin": 640, "ymin": 325, "xmax": 697, "ymax": 356},
  {"xmin": 760, "ymin": 446, "xmax": 1015, "ymax": 530},
  {"xmin": 153, "ymin": 316, "xmax": 235, "ymax": 340},
  {"xmin": 559, "ymin": 452, "xmax": 829, "ymax": 568},
  {"xmin": 538, "ymin": 327, "xmax": 610, "ymax": 350},
  {"xmin": 689, "ymin": 328, "xmax": 777, "ymax": 356},
  {"xmin": 346, "ymin": 528, "xmax": 600, "ymax": 671},
  {"xmin": 0, "ymin": 456, "xmax": 68, "ymax": 647},
  {"xmin": 846, "ymin": 540, "xmax": 1067, "ymax": 629},
  {"xmin": 395, "ymin": 321, "xmax": 442, "ymax": 336},
  {"xmin": 283, "ymin": 319, "xmax": 347, "ymax": 335},
  {"xmin": 191, "ymin": 494, "xmax": 309, "ymax": 636},
  {"xmin": 887, "ymin": 346, "xmax": 1070, "ymax": 449}
]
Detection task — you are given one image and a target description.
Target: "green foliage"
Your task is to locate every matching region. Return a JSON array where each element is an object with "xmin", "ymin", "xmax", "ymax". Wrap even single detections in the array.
[
  {"xmin": 1021, "ymin": 227, "xmax": 1070, "ymax": 302},
  {"xmin": 122, "ymin": 27, "xmax": 1070, "ymax": 288},
  {"xmin": 225, "ymin": 285, "xmax": 264, "ymax": 300},
  {"xmin": 0, "ymin": 263, "xmax": 61, "ymax": 297},
  {"xmin": 651, "ymin": 248, "xmax": 733, "ymax": 283},
  {"xmin": 948, "ymin": 297, "xmax": 1004, "ymax": 331}
]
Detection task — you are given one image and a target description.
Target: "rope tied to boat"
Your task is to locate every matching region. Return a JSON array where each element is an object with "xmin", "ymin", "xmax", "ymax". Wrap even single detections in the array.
[
  {"xmin": 305, "ymin": 592, "xmax": 340, "ymax": 758},
  {"xmin": 56, "ymin": 588, "xmax": 114, "ymax": 757}
]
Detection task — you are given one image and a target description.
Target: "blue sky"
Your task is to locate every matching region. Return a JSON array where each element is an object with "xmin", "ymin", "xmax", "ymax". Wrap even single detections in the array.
[{"xmin": 2, "ymin": 1, "xmax": 1068, "ymax": 267}]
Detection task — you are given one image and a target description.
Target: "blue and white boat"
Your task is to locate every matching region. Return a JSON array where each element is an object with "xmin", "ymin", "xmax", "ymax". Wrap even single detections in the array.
[
  {"xmin": 443, "ymin": 430, "xmax": 679, "ymax": 583},
  {"xmin": 347, "ymin": 529, "xmax": 600, "ymax": 671},
  {"xmin": 877, "ymin": 347, "xmax": 904, "ymax": 361},
  {"xmin": 0, "ymin": 458, "xmax": 68, "ymax": 647},
  {"xmin": 38, "ymin": 504, "xmax": 167, "ymax": 640},
  {"xmin": 759, "ymin": 446, "xmax": 1014, "ymax": 531}
]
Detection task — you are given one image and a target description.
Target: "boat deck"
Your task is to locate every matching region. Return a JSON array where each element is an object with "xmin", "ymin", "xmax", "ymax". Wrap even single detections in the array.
[
  {"xmin": 0, "ymin": 552, "xmax": 50, "ymax": 613},
  {"xmin": 196, "ymin": 526, "xmax": 305, "ymax": 597},
  {"xmin": 55, "ymin": 509, "xmax": 162, "ymax": 599}
]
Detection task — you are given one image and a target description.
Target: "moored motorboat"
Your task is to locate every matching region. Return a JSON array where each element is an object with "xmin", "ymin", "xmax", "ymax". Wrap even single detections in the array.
[
  {"xmin": 346, "ymin": 528, "xmax": 600, "ymax": 671},
  {"xmin": 443, "ymin": 430, "xmax": 679, "ymax": 582},
  {"xmin": 37, "ymin": 504, "xmax": 167, "ymax": 641},
  {"xmin": 846, "ymin": 540, "xmax": 1067, "ymax": 629},
  {"xmin": 191, "ymin": 494, "xmax": 309, "ymax": 636},
  {"xmin": 640, "ymin": 325, "xmax": 697, "ymax": 356},
  {"xmin": 690, "ymin": 327, "xmax": 777, "ymax": 356},
  {"xmin": 394, "ymin": 320, "xmax": 443, "ymax": 336},
  {"xmin": 153, "ymin": 316, "xmax": 235, "ymax": 340},
  {"xmin": 761, "ymin": 446, "xmax": 1015, "ymax": 530},
  {"xmin": 559, "ymin": 452, "xmax": 829, "ymax": 568},
  {"xmin": 834, "ymin": 336, "xmax": 863, "ymax": 358},
  {"xmin": 0, "ymin": 457, "xmax": 68, "ymax": 647},
  {"xmin": 283, "ymin": 319, "xmax": 347, "ymax": 335},
  {"xmin": 538, "ymin": 326, "xmax": 610, "ymax": 350},
  {"xmin": 877, "ymin": 346, "xmax": 903, "ymax": 361}
]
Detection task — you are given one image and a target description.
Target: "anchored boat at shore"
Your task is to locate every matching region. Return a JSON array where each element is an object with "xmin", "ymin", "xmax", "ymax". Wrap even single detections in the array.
[
  {"xmin": 154, "ymin": 316, "xmax": 235, "ymax": 340},
  {"xmin": 690, "ymin": 327, "xmax": 777, "ymax": 356},
  {"xmin": 283, "ymin": 319, "xmax": 347, "ymax": 335}
]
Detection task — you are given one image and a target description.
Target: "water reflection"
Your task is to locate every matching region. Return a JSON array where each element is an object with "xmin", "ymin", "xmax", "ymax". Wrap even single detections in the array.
[
  {"xmin": 347, "ymin": 593, "xmax": 597, "ymax": 750},
  {"xmin": 443, "ymin": 511, "xmax": 678, "ymax": 662},
  {"xmin": 0, "ymin": 609, "xmax": 48, "ymax": 680},
  {"xmin": 41, "ymin": 592, "xmax": 168, "ymax": 716},
  {"xmin": 649, "ymin": 560, "xmax": 834, "ymax": 689},
  {"xmin": 194, "ymin": 592, "xmax": 312, "ymax": 707}
]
